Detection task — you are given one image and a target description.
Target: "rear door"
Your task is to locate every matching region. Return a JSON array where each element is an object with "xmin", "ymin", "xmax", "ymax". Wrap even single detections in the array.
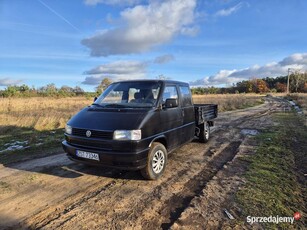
[{"xmin": 178, "ymin": 85, "xmax": 195, "ymax": 143}]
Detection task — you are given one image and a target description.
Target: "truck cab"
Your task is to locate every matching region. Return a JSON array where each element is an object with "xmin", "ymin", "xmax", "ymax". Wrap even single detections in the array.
[{"xmin": 62, "ymin": 80, "xmax": 217, "ymax": 180}]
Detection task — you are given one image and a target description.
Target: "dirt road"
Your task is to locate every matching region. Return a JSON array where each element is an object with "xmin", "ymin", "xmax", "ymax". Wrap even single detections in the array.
[{"xmin": 0, "ymin": 97, "xmax": 291, "ymax": 229}]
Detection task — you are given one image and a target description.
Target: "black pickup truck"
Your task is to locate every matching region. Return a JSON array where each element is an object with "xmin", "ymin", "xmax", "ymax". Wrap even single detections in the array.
[{"xmin": 62, "ymin": 80, "xmax": 217, "ymax": 180}]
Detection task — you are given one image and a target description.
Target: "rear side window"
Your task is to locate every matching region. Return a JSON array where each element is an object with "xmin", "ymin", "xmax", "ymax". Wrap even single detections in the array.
[
  {"xmin": 179, "ymin": 86, "xmax": 192, "ymax": 107},
  {"xmin": 162, "ymin": 86, "xmax": 178, "ymax": 103}
]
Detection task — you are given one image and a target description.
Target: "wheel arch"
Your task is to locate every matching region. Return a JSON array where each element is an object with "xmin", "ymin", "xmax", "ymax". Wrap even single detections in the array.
[{"xmin": 149, "ymin": 135, "xmax": 167, "ymax": 150}]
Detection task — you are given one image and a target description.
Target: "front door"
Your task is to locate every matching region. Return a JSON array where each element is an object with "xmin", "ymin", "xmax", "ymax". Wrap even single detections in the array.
[{"xmin": 159, "ymin": 85, "xmax": 183, "ymax": 150}]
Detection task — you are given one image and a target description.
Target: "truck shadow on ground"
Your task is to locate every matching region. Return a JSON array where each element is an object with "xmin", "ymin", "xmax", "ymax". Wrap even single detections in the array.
[
  {"xmin": 2, "ymin": 155, "xmax": 145, "ymax": 181},
  {"xmin": 47, "ymin": 163, "xmax": 145, "ymax": 180}
]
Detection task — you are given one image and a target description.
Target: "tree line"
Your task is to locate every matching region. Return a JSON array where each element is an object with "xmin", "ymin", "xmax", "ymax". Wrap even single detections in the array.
[
  {"xmin": 0, "ymin": 74, "xmax": 306, "ymax": 98},
  {"xmin": 191, "ymin": 74, "xmax": 307, "ymax": 94},
  {"xmin": 0, "ymin": 78, "xmax": 114, "ymax": 98},
  {"xmin": 0, "ymin": 83, "xmax": 96, "ymax": 98}
]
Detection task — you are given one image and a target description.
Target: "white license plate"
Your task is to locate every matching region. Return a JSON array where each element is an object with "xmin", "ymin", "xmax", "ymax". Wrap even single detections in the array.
[{"xmin": 76, "ymin": 150, "xmax": 100, "ymax": 161}]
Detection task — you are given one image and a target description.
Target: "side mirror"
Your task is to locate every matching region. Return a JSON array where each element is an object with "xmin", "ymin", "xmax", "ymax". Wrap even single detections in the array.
[
  {"xmin": 165, "ymin": 98, "xmax": 178, "ymax": 108},
  {"xmin": 94, "ymin": 97, "xmax": 97, "ymax": 102}
]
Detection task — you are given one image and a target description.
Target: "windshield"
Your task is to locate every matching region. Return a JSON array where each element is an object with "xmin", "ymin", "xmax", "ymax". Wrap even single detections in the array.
[{"xmin": 94, "ymin": 81, "xmax": 161, "ymax": 108}]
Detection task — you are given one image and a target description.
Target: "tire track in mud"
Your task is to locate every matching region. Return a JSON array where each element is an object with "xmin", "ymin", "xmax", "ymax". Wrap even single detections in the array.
[
  {"xmin": 17, "ymin": 168, "xmax": 127, "ymax": 229},
  {"xmin": 29, "ymin": 180, "xmax": 118, "ymax": 229},
  {"xmin": 122, "ymin": 139, "xmax": 243, "ymax": 230},
  {"xmin": 158, "ymin": 141, "xmax": 242, "ymax": 230}
]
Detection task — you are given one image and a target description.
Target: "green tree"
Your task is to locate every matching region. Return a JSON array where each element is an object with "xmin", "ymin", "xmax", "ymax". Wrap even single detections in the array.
[
  {"xmin": 73, "ymin": 86, "xmax": 85, "ymax": 95},
  {"xmin": 19, "ymin": 84, "xmax": 30, "ymax": 92},
  {"xmin": 208, "ymin": 86, "xmax": 218, "ymax": 94},
  {"xmin": 3, "ymin": 86, "xmax": 19, "ymax": 97},
  {"xmin": 96, "ymin": 78, "xmax": 112, "ymax": 94},
  {"xmin": 60, "ymin": 85, "xmax": 74, "ymax": 93}
]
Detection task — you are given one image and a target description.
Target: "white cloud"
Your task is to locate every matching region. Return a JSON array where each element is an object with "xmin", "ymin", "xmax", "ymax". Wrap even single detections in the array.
[
  {"xmin": 154, "ymin": 54, "xmax": 175, "ymax": 64},
  {"xmin": 84, "ymin": 0, "xmax": 141, "ymax": 6},
  {"xmin": 215, "ymin": 2, "xmax": 244, "ymax": 17},
  {"xmin": 180, "ymin": 26, "xmax": 200, "ymax": 36},
  {"xmin": 279, "ymin": 53, "xmax": 307, "ymax": 66},
  {"xmin": 82, "ymin": 76, "xmax": 104, "ymax": 85},
  {"xmin": 84, "ymin": 60, "xmax": 147, "ymax": 75},
  {"xmin": 190, "ymin": 53, "xmax": 307, "ymax": 87},
  {"xmin": 82, "ymin": 54, "xmax": 176, "ymax": 85},
  {"xmin": 82, "ymin": 73, "xmax": 146, "ymax": 85},
  {"xmin": 82, "ymin": 0, "xmax": 197, "ymax": 56},
  {"xmin": 0, "ymin": 77, "xmax": 23, "ymax": 86},
  {"xmin": 82, "ymin": 60, "xmax": 147, "ymax": 84}
]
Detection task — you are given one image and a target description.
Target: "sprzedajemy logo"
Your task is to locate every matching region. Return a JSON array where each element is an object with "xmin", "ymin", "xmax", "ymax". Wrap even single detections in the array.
[{"xmin": 247, "ymin": 212, "xmax": 301, "ymax": 225}]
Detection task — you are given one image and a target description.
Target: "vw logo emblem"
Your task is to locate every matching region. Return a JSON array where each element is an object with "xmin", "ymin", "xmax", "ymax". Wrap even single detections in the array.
[{"xmin": 86, "ymin": 130, "xmax": 91, "ymax": 137}]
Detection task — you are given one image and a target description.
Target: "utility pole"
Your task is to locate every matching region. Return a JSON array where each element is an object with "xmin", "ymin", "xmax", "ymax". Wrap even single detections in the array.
[{"xmin": 287, "ymin": 68, "xmax": 300, "ymax": 94}]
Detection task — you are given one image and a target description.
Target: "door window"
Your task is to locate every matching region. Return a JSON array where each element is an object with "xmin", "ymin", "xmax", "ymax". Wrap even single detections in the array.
[
  {"xmin": 162, "ymin": 86, "xmax": 178, "ymax": 103},
  {"xmin": 179, "ymin": 86, "xmax": 192, "ymax": 107}
]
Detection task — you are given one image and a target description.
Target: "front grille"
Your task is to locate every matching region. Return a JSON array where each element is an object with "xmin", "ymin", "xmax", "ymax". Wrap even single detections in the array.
[
  {"xmin": 72, "ymin": 128, "xmax": 113, "ymax": 139},
  {"xmin": 68, "ymin": 138, "xmax": 112, "ymax": 150}
]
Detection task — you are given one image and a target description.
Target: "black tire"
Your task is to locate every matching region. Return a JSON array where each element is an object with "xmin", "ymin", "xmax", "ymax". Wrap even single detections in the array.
[
  {"xmin": 199, "ymin": 122, "xmax": 210, "ymax": 143},
  {"xmin": 140, "ymin": 142, "xmax": 167, "ymax": 180}
]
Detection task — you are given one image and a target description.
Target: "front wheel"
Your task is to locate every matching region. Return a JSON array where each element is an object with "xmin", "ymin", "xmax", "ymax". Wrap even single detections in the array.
[
  {"xmin": 199, "ymin": 122, "xmax": 210, "ymax": 143},
  {"xmin": 140, "ymin": 142, "xmax": 167, "ymax": 180}
]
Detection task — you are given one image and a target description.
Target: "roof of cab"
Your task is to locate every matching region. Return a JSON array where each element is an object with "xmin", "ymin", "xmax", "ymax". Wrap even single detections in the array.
[{"xmin": 115, "ymin": 79, "xmax": 190, "ymax": 86}]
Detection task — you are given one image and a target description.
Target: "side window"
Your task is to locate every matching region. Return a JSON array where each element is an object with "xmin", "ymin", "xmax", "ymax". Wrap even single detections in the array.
[
  {"xmin": 179, "ymin": 86, "xmax": 192, "ymax": 107},
  {"xmin": 162, "ymin": 86, "xmax": 178, "ymax": 102}
]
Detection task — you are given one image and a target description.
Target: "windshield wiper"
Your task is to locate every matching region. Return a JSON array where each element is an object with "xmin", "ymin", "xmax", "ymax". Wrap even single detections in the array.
[
  {"xmin": 104, "ymin": 103, "xmax": 130, "ymax": 108},
  {"xmin": 92, "ymin": 103, "xmax": 105, "ymax": 107}
]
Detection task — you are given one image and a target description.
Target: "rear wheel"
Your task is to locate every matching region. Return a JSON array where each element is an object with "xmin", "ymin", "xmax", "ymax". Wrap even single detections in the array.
[
  {"xmin": 199, "ymin": 122, "xmax": 210, "ymax": 143},
  {"xmin": 141, "ymin": 142, "xmax": 167, "ymax": 180}
]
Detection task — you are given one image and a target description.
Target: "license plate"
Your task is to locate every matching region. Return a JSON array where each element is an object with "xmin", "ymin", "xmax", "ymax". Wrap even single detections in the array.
[{"xmin": 76, "ymin": 150, "xmax": 100, "ymax": 161}]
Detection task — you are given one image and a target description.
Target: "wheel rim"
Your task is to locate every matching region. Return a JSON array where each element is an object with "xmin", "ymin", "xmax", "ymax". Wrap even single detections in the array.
[
  {"xmin": 204, "ymin": 123, "xmax": 209, "ymax": 139},
  {"xmin": 152, "ymin": 150, "xmax": 165, "ymax": 174}
]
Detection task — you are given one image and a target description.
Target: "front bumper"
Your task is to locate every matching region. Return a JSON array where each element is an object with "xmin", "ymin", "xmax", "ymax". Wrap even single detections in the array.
[{"xmin": 62, "ymin": 140, "xmax": 149, "ymax": 170}]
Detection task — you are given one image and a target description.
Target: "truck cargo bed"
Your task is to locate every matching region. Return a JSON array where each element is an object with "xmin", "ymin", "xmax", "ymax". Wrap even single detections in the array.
[{"xmin": 194, "ymin": 104, "xmax": 218, "ymax": 125}]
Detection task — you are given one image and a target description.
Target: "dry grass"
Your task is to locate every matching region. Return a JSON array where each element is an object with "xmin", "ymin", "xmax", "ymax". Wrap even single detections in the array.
[
  {"xmin": 0, "ymin": 97, "xmax": 92, "ymax": 132},
  {"xmin": 192, "ymin": 94, "xmax": 264, "ymax": 112},
  {"xmin": 289, "ymin": 93, "xmax": 307, "ymax": 112}
]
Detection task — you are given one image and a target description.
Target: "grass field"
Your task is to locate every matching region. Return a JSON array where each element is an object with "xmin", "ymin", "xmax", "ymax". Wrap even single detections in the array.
[
  {"xmin": 193, "ymin": 94, "xmax": 264, "ymax": 112},
  {"xmin": 0, "ymin": 97, "xmax": 92, "ymax": 163},
  {"xmin": 0, "ymin": 97, "xmax": 91, "ymax": 131},
  {"xmin": 236, "ymin": 112, "xmax": 307, "ymax": 229}
]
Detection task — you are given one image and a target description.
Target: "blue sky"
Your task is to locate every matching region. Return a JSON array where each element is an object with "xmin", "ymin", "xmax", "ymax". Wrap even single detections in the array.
[{"xmin": 1, "ymin": 0, "xmax": 307, "ymax": 91}]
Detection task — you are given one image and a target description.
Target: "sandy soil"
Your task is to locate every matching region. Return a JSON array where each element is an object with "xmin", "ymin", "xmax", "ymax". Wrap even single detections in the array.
[{"xmin": 0, "ymin": 97, "xmax": 291, "ymax": 229}]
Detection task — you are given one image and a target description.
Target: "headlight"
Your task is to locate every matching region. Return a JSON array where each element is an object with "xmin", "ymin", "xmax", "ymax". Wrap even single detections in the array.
[
  {"xmin": 113, "ymin": 130, "xmax": 141, "ymax": 140},
  {"xmin": 65, "ymin": 124, "xmax": 72, "ymax": 134}
]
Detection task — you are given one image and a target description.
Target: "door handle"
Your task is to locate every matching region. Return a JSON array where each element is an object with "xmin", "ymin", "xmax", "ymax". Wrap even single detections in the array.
[{"xmin": 181, "ymin": 109, "xmax": 185, "ymax": 117}]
